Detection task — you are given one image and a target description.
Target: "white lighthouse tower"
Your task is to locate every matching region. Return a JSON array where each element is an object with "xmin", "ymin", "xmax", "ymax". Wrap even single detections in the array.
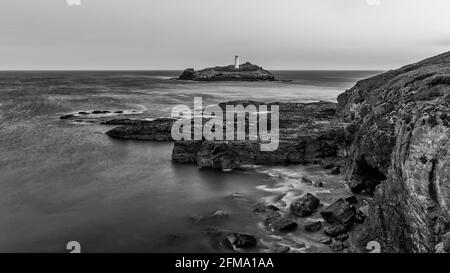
[{"xmin": 234, "ymin": 55, "xmax": 240, "ymax": 69}]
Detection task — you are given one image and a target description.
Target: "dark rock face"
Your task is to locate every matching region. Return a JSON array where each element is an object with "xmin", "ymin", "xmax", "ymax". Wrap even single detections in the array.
[
  {"xmin": 178, "ymin": 62, "xmax": 275, "ymax": 81},
  {"xmin": 320, "ymin": 198, "xmax": 356, "ymax": 227},
  {"xmin": 338, "ymin": 51, "xmax": 450, "ymax": 252},
  {"xmin": 105, "ymin": 118, "xmax": 176, "ymax": 141},
  {"xmin": 290, "ymin": 193, "xmax": 320, "ymax": 217}
]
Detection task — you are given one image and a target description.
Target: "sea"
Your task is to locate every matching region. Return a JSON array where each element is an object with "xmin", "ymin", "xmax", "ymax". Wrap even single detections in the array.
[{"xmin": 0, "ymin": 70, "xmax": 379, "ymax": 253}]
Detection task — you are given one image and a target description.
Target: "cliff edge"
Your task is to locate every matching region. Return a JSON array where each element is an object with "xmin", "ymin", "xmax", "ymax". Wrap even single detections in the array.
[{"xmin": 337, "ymin": 51, "xmax": 450, "ymax": 252}]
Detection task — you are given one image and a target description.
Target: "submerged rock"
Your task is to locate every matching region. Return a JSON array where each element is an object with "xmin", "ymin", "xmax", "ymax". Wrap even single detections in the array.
[
  {"xmin": 304, "ymin": 221, "xmax": 322, "ymax": 232},
  {"xmin": 192, "ymin": 210, "xmax": 230, "ymax": 224},
  {"xmin": 59, "ymin": 114, "xmax": 75, "ymax": 120},
  {"xmin": 222, "ymin": 233, "xmax": 258, "ymax": 249},
  {"xmin": 290, "ymin": 193, "xmax": 320, "ymax": 217},
  {"xmin": 92, "ymin": 110, "xmax": 110, "ymax": 114},
  {"xmin": 301, "ymin": 177, "xmax": 313, "ymax": 185}
]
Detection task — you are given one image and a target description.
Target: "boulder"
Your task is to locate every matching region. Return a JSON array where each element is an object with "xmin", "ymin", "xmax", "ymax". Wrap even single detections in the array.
[
  {"xmin": 290, "ymin": 193, "xmax": 320, "ymax": 217},
  {"xmin": 268, "ymin": 217, "xmax": 298, "ymax": 232},
  {"xmin": 320, "ymin": 198, "xmax": 356, "ymax": 227},
  {"xmin": 304, "ymin": 221, "xmax": 322, "ymax": 232},
  {"xmin": 59, "ymin": 114, "xmax": 75, "ymax": 120},
  {"xmin": 312, "ymin": 181, "xmax": 324, "ymax": 188},
  {"xmin": 324, "ymin": 224, "xmax": 346, "ymax": 237},
  {"xmin": 301, "ymin": 177, "xmax": 313, "ymax": 185}
]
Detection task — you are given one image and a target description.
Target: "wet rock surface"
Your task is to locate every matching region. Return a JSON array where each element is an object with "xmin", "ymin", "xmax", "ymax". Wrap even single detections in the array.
[
  {"xmin": 290, "ymin": 193, "xmax": 320, "ymax": 217},
  {"xmin": 320, "ymin": 198, "xmax": 356, "ymax": 227}
]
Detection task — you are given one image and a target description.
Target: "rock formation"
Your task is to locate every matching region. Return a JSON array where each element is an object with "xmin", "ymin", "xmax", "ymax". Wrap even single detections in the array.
[
  {"xmin": 337, "ymin": 51, "xmax": 450, "ymax": 252},
  {"xmin": 178, "ymin": 62, "xmax": 275, "ymax": 81},
  {"xmin": 171, "ymin": 101, "xmax": 353, "ymax": 169},
  {"xmin": 105, "ymin": 118, "xmax": 176, "ymax": 141}
]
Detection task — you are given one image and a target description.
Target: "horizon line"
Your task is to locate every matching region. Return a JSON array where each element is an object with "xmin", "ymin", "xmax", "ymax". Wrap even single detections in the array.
[{"xmin": 0, "ymin": 68, "xmax": 386, "ymax": 72}]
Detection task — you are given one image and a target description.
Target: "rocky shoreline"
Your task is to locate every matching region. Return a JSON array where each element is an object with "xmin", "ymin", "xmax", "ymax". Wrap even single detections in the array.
[{"xmin": 59, "ymin": 51, "xmax": 450, "ymax": 253}]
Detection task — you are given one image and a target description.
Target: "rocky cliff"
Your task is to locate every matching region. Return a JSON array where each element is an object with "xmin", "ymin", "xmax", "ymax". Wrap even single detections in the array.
[
  {"xmin": 337, "ymin": 51, "xmax": 450, "ymax": 252},
  {"xmin": 179, "ymin": 62, "xmax": 275, "ymax": 81}
]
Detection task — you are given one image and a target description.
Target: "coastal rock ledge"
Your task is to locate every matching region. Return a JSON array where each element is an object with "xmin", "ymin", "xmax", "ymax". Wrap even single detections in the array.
[{"xmin": 178, "ymin": 62, "xmax": 275, "ymax": 81}]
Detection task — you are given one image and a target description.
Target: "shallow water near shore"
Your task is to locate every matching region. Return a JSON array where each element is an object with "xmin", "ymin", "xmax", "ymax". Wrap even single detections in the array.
[{"xmin": 0, "ymin": 70, "xmax": 379, "ymax": 252}]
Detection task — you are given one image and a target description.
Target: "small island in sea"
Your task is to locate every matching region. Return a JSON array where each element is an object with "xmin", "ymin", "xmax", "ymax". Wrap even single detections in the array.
[{"xmin": 179, "ymin": 56, "xmax": 275, "ymax": 81}]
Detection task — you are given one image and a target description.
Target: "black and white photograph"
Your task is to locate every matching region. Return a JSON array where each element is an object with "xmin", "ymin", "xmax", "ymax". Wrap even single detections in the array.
[{"xmin": 0, "ymin": 0, "xmax": 449, "ymax": 263}]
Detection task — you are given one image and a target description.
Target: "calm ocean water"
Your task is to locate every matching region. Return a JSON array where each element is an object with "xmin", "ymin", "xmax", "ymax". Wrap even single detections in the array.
[{"xmin": 0, "ymin": 70, "xmax": 379, "ymax": 252}]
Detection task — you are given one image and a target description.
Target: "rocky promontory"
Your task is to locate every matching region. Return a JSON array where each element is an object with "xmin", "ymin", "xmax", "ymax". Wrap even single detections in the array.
[
  {"xmin": 99, "ymin": 51, "xmax": 450, "ymax": 253},
  {"xmin": 178, "ymin": 62, "xmax": 275, "ymax": 81}
]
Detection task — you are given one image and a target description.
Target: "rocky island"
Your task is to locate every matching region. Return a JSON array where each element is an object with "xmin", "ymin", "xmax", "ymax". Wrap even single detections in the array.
[
  {"xmin": 62, "ymin": 51, "xmax": 450, "ymax": 253},
  {"xmin": 178, "ymin": 62, "xmax": 275, "ymax": 81}
]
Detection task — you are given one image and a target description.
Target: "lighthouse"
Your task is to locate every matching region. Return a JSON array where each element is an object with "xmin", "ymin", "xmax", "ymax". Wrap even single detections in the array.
[{"xmin": 234, "ymin": 55, "xmax": 240, "ymax": 69}]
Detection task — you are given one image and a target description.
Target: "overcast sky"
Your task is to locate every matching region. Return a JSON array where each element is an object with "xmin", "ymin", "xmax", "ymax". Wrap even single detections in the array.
[{"xmin": 0, "ymin": 0, "xmax": 449, "ymax": 70}]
